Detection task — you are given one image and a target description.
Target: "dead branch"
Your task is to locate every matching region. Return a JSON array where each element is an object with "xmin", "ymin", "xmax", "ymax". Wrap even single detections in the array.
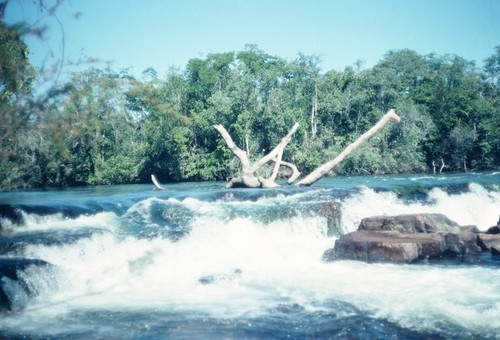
[
  {"xmin": 295, "ymin": 109, "xmax": 401, "ymax": 186},
  {"xmin": 214, "ymin": 124, "xmax": 250, "ymax": 169},
  {"xmin": 151, "ymin": 174, "xmax": 166, "ymax": 190},
  {"xmin": 439, "ymin": 157, "xmax": 446, "ymax": 174},
  {"xmin": 214, "ymin": 123, "xmax": 300, "ymax": 188},
  {"xmin": 250, "ymin": 123, "xmax": 299, "ymax": 173}
]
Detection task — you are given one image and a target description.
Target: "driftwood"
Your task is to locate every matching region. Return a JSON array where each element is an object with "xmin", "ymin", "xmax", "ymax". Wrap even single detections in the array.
[
  {"xmin": 214, "ymin": 123, "xmax": 300, "ymax": 188},
  {"xmin": 214, "ymin": 109, "xmax": 400, "ymax": 188},
  {"xmin": 296, "ymin": 109, "xmax": 400, "ymax": 186},
  {"xmin": 151, "ymin": 175, "xmax": 165, "ymax": 190}
]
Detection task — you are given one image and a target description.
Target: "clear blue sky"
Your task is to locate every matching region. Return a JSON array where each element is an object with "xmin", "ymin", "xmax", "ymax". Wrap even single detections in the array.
[{"xmin": 5, "ymin": 0, "xmax": 500, "ymax": 78}]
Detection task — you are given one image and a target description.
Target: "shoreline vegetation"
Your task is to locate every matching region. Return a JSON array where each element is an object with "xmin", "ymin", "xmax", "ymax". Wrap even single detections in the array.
[{"xmin": 1, "ymin": 17, "xmax": 499, "ymax": 190}]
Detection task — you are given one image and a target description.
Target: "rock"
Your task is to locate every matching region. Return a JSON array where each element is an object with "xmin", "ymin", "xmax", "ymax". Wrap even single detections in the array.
[
  {"xmin": 1, "ymin": 276, "xmax": 30, "ymax": 311},
  {"xmin": 324, "ymin": 213, "xmax": 486, "ymax": 264},
  {"xmin": 442, "ymin": 232, "xmax": 482, "ymax": 258},
  {"xmin": 198, "ymin": 269, "xmax": 242, "ymax": 285},
  {"xmin": 487, "ymin": 215, "xmax": 500, "ymax": 234},
  {"xmin": 325, "ymin": 230, "xmax": 443, "ymax": 263},
  {"xmin": 0, "ymin": 258, "xmax": 52, "ymax": 311},
  {"xmin": 486, "ymin": 226, "xmax": 500, "ymax": 235},
  {"xmin": 0, "ymin": 205, "xmax": 23, "ymax": 229},
  {"xmin": 477, "ymin": 234, "xmax": 500, "ymax": 256},
  {"xmin": 460, "ymin": 225, "xmax": 481, "ymax": 233},
  {"xmin": 0, "ymin": 228, "xmax": 109, "ymax": 256},
  {"xmin": 359, "ymin": 213, "xmax": 461, "ymax": 234},
  {"xmin": 307, "ymin": 201, "xmax": 342, "ymax": 237}
]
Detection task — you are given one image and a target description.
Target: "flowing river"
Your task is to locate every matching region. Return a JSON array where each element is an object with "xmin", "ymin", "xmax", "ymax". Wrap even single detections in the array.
[{"xmin": 0, "ymin": 172, "xmax": 499, "ymax": 339}]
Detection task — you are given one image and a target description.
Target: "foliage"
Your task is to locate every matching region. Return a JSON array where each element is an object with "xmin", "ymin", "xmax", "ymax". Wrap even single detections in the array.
[{"xmin": 1, "ymin": 11, "xmax": 499, "ymax": 190}]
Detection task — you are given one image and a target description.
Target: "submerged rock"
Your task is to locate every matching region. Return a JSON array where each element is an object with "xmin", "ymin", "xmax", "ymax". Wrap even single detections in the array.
[
  {"xmin": 0, "ymin": 205, "xmax": 24, "ymax": 229},
  {"xmin": 0, "ymin": 228, "xmax": 110, "ymax": 256},
  {"xmin": 0, "ymin": 258, "xmax": 53, "ymax": 311},
  {"xmin": 306, "ymin": 201, "xmax": 342, "ymax": 237},
  {"xmin": 324, "ymin": 213, "xmax": 495, "ymax": 264},
  {"xmin": 198, "ymin": 269, "xmax": 242, "ymax": 285}
]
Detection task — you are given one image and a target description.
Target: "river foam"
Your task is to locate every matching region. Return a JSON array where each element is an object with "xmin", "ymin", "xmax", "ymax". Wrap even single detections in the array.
[
  {"xmin": 1, "ymin": 173, "xmax": 499, "ymax": 338},
  {"xmin": 341, "ymin": 183, "xmax": 500, "ymax": 232}
]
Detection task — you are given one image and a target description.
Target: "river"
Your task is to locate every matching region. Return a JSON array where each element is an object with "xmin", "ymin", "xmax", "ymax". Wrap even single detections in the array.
[{"xmin": 0, "ymin": 172, "xmax": 499, "ymax": 338}]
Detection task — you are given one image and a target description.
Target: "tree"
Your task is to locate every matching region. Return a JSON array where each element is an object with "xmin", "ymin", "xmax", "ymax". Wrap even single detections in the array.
[
  {"xmin": 484, "ymin": 45, "xmax": 500, "ymax": 90},
  {"xmin": 0, "ymin": 16, "xmax": 37, "ymax": 188},
  {"xmin": 125, "ymin": 68, "xmax": 189, "ymax": 182},
  {"xmin": 214, "ymin": 122, "xmax": 300, "ymax": 188},
  {"xmin": 2, "ymin": 39, "xmax": 499, "ymax": 190}
]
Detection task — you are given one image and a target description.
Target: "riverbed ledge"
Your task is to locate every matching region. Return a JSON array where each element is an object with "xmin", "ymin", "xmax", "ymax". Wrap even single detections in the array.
[{"xmin": 323, "ymin": 213, "xmax": 500, "ymax": 263}]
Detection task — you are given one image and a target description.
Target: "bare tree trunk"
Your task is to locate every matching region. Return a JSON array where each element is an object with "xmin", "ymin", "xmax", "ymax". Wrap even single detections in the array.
[
  {"xmin": 439, "ymin": 157, "xmax": 446, "ymax": 174},
  {"xmin": 274, "ymin": 159, "xmax": 301, "ymax": 184},
  {"xmin": 214, "ymin": 123, "xmax": 300, "ymax": 188},
  {"xmin": 151, "ymin": 175, "xmax": 166, "ymax": 190},
  {"xmin": 311, "ymin": 84, "xmax": 318, "ymax": 139},
  {"xmin": 295, "ymin": 109, "xmax": 401, "ymax": 186},
  {"xmin": 214, "ymin": 124, "xmax": 257, "ymax": 188}
]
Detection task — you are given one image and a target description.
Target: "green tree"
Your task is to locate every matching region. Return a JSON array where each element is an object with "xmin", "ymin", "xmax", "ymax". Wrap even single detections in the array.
[
  {"xmin": 0, "ymin": 17, "xmax": 37, "ymax": 188},
  {"xmin": 58, "ymin": 68, "xmax": 144, "ymax": 185},
  {"xmin": 126, "ymin": 68, "xmax": 191, "ymax": 182},
  {"xmin": 484, "ymin": 45, "xmax": 500, "ymax": 90}
]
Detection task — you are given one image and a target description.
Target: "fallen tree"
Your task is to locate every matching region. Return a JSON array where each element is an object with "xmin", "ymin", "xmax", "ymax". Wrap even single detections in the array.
[
  {"xmin": 295, "ymin": 109, "xmax": 401, "ymax": 186},
  {"xmin": 214, "ymin": 109, "xmax": 401, "ymax": 188},
  {"xmin": 214, "ymin": 122, "xmax": 300, "ymax": 188}
]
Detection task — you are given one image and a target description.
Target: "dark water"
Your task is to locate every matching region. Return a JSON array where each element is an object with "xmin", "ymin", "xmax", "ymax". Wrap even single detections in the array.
[{"xmin": 0, "ymin": 172, "xmax": 499, "ymax": 339}]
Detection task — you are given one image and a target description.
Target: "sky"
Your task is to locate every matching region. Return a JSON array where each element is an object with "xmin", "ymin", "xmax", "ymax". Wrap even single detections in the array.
[{"xmin": 5, "ymin": 0, "xmax": 500, "ymax": 80}]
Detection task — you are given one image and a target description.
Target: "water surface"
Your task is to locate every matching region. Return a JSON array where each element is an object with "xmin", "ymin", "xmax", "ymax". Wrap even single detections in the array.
[{"xmin": 0, "ymin": 172, "xmax": 499, "ymax": 338}]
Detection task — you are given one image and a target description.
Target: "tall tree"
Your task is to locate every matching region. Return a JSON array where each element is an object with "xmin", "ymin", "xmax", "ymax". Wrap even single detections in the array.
[{"xmin": 0, "ymin": 18, "xmax": 37, "ymax": 188}]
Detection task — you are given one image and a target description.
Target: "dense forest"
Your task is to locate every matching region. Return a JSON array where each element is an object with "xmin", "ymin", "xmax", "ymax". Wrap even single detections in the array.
[{"xmin": 1, "ymin": 17, "xmax": 499, "ymax": 190}]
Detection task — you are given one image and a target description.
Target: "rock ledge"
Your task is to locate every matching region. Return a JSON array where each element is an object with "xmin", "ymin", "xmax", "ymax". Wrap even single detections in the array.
[{"xmin": 323, "ymin": 213, "xmax": 500, "ymax": 264}]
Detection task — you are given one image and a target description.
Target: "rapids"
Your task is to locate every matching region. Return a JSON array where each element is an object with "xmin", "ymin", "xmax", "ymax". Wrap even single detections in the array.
[{"xmin": 0, "ymin": 172, "xmax": 499, "ymax": 338}]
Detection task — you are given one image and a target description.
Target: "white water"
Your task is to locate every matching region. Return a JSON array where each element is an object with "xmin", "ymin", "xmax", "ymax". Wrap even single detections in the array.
[
  {"xmin": 1, "ymin": 181, "xmax": 500, "ymax": 337},
  {"xmin": 341, "ymin": 183, "xmax": 500, "ymax": 232}
]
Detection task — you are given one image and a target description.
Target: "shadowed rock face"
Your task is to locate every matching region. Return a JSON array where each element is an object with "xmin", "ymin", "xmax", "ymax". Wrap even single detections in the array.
[
  {"xmin": 478, "ymin": 234, "xmax": 500, "ymax": 255},
  {"xmin": 0, "ymin": 258, "xmax": 53, "ymax": 311},
  {"xmin": 478, "ymin": 216, "xmax": 500, "ymax": 255},
  {"xmin": 329, "ymin": 231, "xmax": 442, "ymax": 263},
  {"xmin": 324, "ymin": 213, "xmax": 498, "ymax": 264}
]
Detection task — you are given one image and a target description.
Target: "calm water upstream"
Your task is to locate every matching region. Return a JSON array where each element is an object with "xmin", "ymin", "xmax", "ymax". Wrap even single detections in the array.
[{"xmin": 0, "ymin": 172, "xmax": 499, "ymax": 339}]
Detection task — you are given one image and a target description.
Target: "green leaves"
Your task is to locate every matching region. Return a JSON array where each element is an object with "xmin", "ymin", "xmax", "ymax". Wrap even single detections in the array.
[{"xmin": 1, "ymin": 41, "xmax": 499, "ymax": 190}]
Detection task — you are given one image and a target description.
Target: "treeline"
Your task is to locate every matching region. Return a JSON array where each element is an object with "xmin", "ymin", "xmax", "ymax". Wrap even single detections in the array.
[{"xmin": 1, "ymin": 22, "xmax": 499, "ymax": 190}]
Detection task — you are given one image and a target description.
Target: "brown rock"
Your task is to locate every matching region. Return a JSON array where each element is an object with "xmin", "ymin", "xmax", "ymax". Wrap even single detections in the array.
[
  {"xmin": 308, "ymin": 201, "xmax": 342, "ymax": 237},
  {"xmin": 442, "ymin": 232, "xmax": 482, "ymax": 257},
  {"xmin": 324, "ymin": 214, "xmax": 485, "ymax": 264},
  {"xmin": 477, "ymin": 234, "xmax": 500, "ymax": 255},
  {"xmin": 326, "ymin": 230, "xmax": 444, "ymax": 263},
  {"xmin": 359, "ymin": 213, "xmax": 461, "ymax": 234}
]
